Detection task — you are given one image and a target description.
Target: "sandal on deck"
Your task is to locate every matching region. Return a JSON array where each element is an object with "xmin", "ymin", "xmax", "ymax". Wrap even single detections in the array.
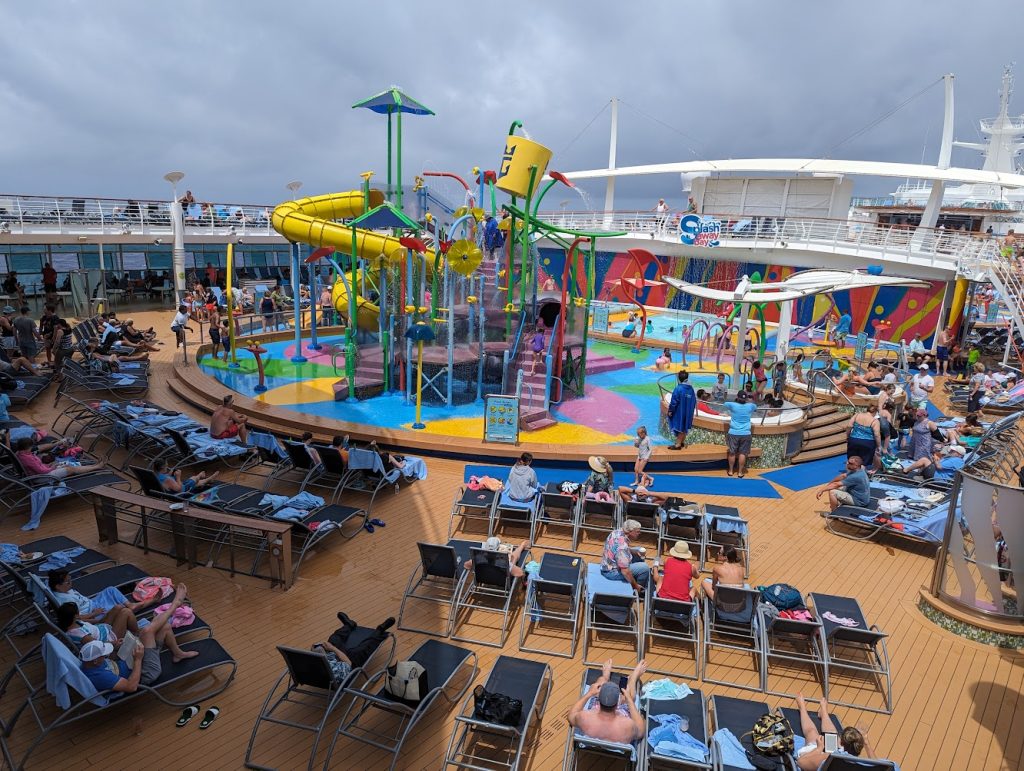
[
  {"xmin": 198, "ymin": 707, "xmax": 220, "ymax": 729},
  {"xmin": 176, "ymin": 705, "xmax": 200, "ymax": 727}
]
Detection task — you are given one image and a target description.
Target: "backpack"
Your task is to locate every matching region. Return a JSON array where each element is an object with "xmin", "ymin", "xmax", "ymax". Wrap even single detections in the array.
[
  {"xmin": 132, "ymin": 576, "xmax": 174, "ymax": 604},
  {"xmin": 384, "ymin": 660, "xmax": 428, "ymax": 703},
  {"xmin": 472, "ymin": 685, "xmax": 522, "ymax": 726},
  {"xmin": 758, "ymin": 583, "xmax": 803, "ymax": 610},
  {"xmin": 744, "ymin": 710, "xmax": 794, "ymax": 759}
]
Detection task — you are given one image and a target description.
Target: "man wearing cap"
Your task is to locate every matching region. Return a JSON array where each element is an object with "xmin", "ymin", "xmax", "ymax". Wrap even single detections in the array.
[
  {"xmin": 653, "ymin": 541, "xmax": 694, "ymax": 601},
  {"xmin": 600, "ymin": 520, "xmax": 649, "ymax": 592},
  {"xmin": 79, "ymin": 584, "xmax": 197, "ymax": 694},
  {"xmin": 909, "ymin": 364, "xmax": 934, "ymax": 408},
  {"xmin": 568, "ymin": 658, "xmax": 647, "ymax": 744},
  {"xmin": 721, "ymin": 390, "xmax": 757, "ymax": 478}
]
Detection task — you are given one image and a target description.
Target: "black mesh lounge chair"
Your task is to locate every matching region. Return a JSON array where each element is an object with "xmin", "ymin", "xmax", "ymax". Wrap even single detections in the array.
[
  {"xmin": 245, "ymin": 630, "xmax": 396, "ymax": 771},
  {"xmin": 646, "ymin": 688, "xmax": 710, "ymax": 769},
  {"xmin": 576, "ymin": 496, "xmax": 621, "ymax": 551},
  {"xmin": 324, "ymin": 639, "xmax": 478, "ymax": 771},
  {"xmin": 448, "ymin": 486, "xmax": 497, "ymax": 538},
  {"xmin": 451, "ymin": 547, "xmax": 527, "ymax": 648},
  {"xmin": 644, "ymin": 585, "xmax": 700, "ymax": 681},
  {"xmin": 518, "ymin": 552, "xmax": 584, "ymax": 658},
  {"xmin": 622, "ymin": 498, "xmax": 661, "ymax": 548},
  {"xmin": 759, "ymin": 598, "xmax": 827, "ymax": 699},
  {"xmin": 808, "ymin": 593, "xmax": 892, "ymax": 714},
  {"xmin": 534, "ymin": 483, "xmax": 580, "ymax": 548},
  {"xmin": 563, "ymin": 667, "xmax": 645, "ymax": 770},
  {"xmin": 777, "ymin": 705, "xmax": 868, "ymax": 770},
  {"xmin": 701, "ymin": 586, "xmax": 762, "ymax": 691},
  {"xmin": 264, "ymin": 440, "xmax": 325, "ymax": 491},
  {"xmin": 816, "ymin": 756, "xmax": 898, "ymax": 770},
  {"xmin": 443, "ymin": 655, "xmax": 553, "ymax": 771},
  {"xmin": 583, "ymin": 564, "xmax": 641, "ymax": 666},
  {"xmin": 709, "ymin": 695, "xmax": 771, "ymax": 771},
  {"xmin": 55, "ymin": 359, "xmax": 148, "ymax": 404},
  {"xmin": 702, "ymin": 506, "xmax": 749, "ymax": 578},
  {"xmin": 492, "ymin": 493, "xmax": 538, "ymax": 543},
  {"xmin": 659, "ymin": 500, "xmax": 705, "ymax": 563},
  {"xmin": 0, "ymin": 632, "xmax": 236, "ymax": 770},
  {"xmin": 398, "ymin": 541, "xmax": 472, "ymax": 638},
  {"xmin": 309, "ymin": 445, "xmax": 350, "ymax": 502}
]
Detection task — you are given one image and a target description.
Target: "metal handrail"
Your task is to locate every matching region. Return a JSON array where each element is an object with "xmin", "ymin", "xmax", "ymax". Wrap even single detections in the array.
[
  {"xmin": 503, "ymin": 310, "xmax": 529, "ymax": 393},
  {"xmin": 654, "ymin": 374, "xmax": 803, "ymax": 426},
  {"xmin": 805, "ymin": 369, "xmax": 860, "ymax": 412}
]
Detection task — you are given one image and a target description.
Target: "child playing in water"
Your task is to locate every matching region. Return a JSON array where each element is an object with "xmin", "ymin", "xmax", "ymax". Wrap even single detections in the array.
[
  {"xmin": 711, "ymin": 372, "xmax": 728, "ymax": 403},
  {"xmin": 528, "ymin": 325, "xmax": 545, "ymax": 375},
  {"xmin": 655, "ymin": 348, "xmax": 672, "ymax": 370},
  {"xmin": 791, "ymin": 351, "xmax": 805, "ymax": 383}
]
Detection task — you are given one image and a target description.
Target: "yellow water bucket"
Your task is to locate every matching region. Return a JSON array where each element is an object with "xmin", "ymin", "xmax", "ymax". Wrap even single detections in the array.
[{"xmin": 496, "ymin": 136, "xmax": 552, "ymax": 197}]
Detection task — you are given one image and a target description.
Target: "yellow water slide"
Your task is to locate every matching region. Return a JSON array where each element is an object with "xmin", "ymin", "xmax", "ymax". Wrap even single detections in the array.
[{"xmin": 271, "ymin": 190, "xmax": 436, "ymax": 331}]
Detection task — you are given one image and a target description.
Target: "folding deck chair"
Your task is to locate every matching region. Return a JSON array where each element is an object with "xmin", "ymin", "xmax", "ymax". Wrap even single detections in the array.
[
  {"xmin": 245, "ymin": 629, "xmax": 396, "ymax": 771},
  {"xmin": 583, "ymin": 563, "xmax": 641, "ymax": 665},
  {"xmin": 443, "ymin": 655, "xmax": 553, "ymax": 771},
  {"xmin": 563, "ymin": 667, "xmax": 645, "ymax": 770},
  {"xmin": 644, "ymin": 584, "xmax": 700, "ymax": 680},
  {"xmin": 622, "ymin": 498, "xmax": 662, "ymax": 550},
  {"xmin": 0, "ymin": 632, "xmax": 236, "ymax": 770},
  {"xmin": 816, "ymin": 756, "xmax": 898, "ymax": 770},
  {"xmin": 448, "ymin": 486, "xmax": 497, "ymax": 538},
  {"xmin": 576, "ymin": 496, "xmax": 621, "ymax": 551},
  {"xmin": 491, "ymin": 490, "xmax": 539, "ymax": 543},
  {"xmin": 324, "ymin": 638, "xmax": 478, "ymax": 771},
  {"xmin": 708, "ymin": 695, "xmax": 775, "ymax": 771},
  {"xmin": 264, "ymin": 440, "xmax": 326, "ymax": 492},
  {"xmin": 398, "ymin": 541, "xmax": 471, "ymax": 638},
  {"xmin": 659, "ymin": 501, "xmax": 705, "ymax": 563},
  {"xmin": 451, "ymin": 546, "xmax": 528, "ymax": 648},
  {"xmin": 759, "ymin": 599, "xmax": 827, "ymax": 699},
  {"xmin": 808, "ymin": 593, "xmax": 892, "ymax": 714},
  {"xmin": 646, "ymin": 688, "xmax": 710, "ymax": 770},
  {"xmin": 701, "ymin": 586, "xmax": 762, "ymax": 691},
  {"xmin": 534, "ymin": 482, "xmax": 580, "ymax": 548},
  {"xmin": 518, "ymin": 551, "xmax": 584, "ymax": 658},
  {"xmin": 702, "ymin": 506, "xmax": 750, "ymax": 578}
]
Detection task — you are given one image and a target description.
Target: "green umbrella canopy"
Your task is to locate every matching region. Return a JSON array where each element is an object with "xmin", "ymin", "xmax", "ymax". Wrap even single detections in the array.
[{"xmin": 352, "ymin": 87, "xmax": 435, "ymax": 115}]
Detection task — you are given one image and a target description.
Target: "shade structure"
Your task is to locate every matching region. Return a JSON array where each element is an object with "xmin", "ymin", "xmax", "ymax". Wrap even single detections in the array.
[
  {"xmin": 405, "ymin": 322, "xmax": 437, "ymax": 342},
  {"xmin": 352, "ymin": 87, "xmax": 435, "ymax": 116}
]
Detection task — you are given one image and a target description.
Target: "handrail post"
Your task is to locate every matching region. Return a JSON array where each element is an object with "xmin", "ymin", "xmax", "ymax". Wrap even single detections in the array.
[{"xmin": 543, "ymin": 352, "xmax": 553, "ymax": 410}]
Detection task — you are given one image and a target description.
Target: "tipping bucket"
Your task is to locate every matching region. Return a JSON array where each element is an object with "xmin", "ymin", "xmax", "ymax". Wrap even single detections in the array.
[{"xmin": 496, "ymin": 136, "xmax": 552, "ymax": 197}]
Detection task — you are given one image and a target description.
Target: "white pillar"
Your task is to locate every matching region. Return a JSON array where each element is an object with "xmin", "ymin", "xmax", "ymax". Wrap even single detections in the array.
[
  {"xmin": 170, "ymin": 199, "xmax": 186, "ymax": 298},
  {"xmin": 603, "ymin": 97, "xmax": 618, "ymax": 228},
  {"xmin": 938, "ymin": 74, "xmax": 955, "ymax": 170},
  {"xmin": 1004, "ymin": 319, "xmax": 1014, "ymax": 366},
  {"xmin": 734, "ymin": 302, "xmax": 750, "ymax": 376},
  {"xmin": 776, "ymin": 300, "xmax": 793, "ymax": 358}
]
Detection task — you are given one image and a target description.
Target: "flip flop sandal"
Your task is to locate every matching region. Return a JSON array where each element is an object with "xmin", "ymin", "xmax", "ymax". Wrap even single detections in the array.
[
  {"xmin": 198, "ymin": 707, "xmax": 220, "ymax": 729},
  {"xmin": 369, "ymin": 518, "xmax": 386, "ymax": 528},
  {"xmin": 176, "ymin": 705, "xmax": 200, "ymax": 727},
  {"xmin": 363, "ymin": 521, "xmax": 375, "ymax": 534}
]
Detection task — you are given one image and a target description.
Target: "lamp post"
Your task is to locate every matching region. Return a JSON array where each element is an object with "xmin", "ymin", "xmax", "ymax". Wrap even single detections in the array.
[
  {"xmin": 285, "ymin": 182, "xmax": 308, "ymax": 363},
  {"xmin": 163, "ymin": 171, "xmax": 185, "ymax": 300}
]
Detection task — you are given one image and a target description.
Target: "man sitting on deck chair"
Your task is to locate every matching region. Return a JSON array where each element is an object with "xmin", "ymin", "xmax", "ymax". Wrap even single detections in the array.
[
  {"xmin": 815, "ymin": 456, "xmax": 871, "ymax": 512},
  {"xmin": 463, "ymin": 537, "xmax": 529, "ymax": 579},
  {"xmin": 210, "ymin": 394, "xmax": 249, "ymax": 443},
  {"xmin": 79, "ymin": 584, "xmax": 197, "ymax": 693},
  {"xmin": 315, "ymin": 611, "xmax": 396, "ymax": 685},
  {"xmin": 793, "ymin": 693, "xmax": 873, "ymax": 770},
  {"xmin": 506, "ymin": 452, "xmax": 539, "ymax": 501},
  {"xmin": 600, "ymin": 520, "xmax": 650, "ymax": 592},
  {"xmin": 568, "ymin": 658, "xmax": 647, "ymax": 744}
]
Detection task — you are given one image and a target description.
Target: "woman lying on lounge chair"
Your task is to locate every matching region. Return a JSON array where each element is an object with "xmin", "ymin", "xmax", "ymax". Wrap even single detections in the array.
[
  {"xmin": 56, "ymin": 599, "xmax": 197, "ymax": 663},
  {"xmin": 13, "ymin": 437, "xmax": 105, "ymax": 479},
  {"xmin": 152, "ymin": 458, "xmax": 218, "ymax": 495},
  {"xmin": 794, "ymin": 693, "xmax": 873, "ymax": 770}
]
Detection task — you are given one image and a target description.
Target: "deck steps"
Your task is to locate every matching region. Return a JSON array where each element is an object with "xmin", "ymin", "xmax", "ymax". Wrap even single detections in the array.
[{"xmin": 791, "ymin": 403, "xmax": 849, "ymax": 463}]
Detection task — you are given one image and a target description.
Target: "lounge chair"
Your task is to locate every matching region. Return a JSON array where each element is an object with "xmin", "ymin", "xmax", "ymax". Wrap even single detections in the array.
[
  {"xmin": 701, "ymin": 586, "xmax": 762, "ymax": 691},
  {"xmin": 398, "ymin": 541, "xmax": 472, "ymax": 638},
  {"xmin": 702, "ymin": 506, "xmax": 750, "ymax": 578},
  {"xmin": 534, "ymin": 482, "xmax": 580, "ymax": 548},
  {"xmin": 518, "ymin": 551, "xmax": 584, "ymax": 658},
  {"xmin": 808, "ymin": 593, "xmax": 892, "ymax": 714},
  {"xmin": 0, "ymin": 633, "xmax": 236, "ymax": 770},
  {"xmin": 563, "ymin": 667, "xmax": 644, "ymax": 770},
  {"xmin": 245, "ymin": 629, "xmax": 396, "ymax": 771},
  {"xmin": 759, "ymin": 599, "xmax": 827, "ymax": 699},
  {"xmin": 816, "ymin": 756, "xmax": 898, "ymax": 769},
  {"xmin": 451, "ymin": 546, "xmax": 528, "ymax": 648},
  {"xmin": 264, "ymin": 439, "xmax": 325, "ymax": 491},
  {"xmin": 448, "ymin": 486, "xmax": 497, "ymax": 538},
  {"xmin": 708, "ymin": 695, "xmax": 772, "ymax": 771},
  {"xmin": 324, "ymin": 639, "xmax": 477, "ymax": 771},
  {"xmin": 644, "ymin": 585, "xmax": 700, "ymax": 680},
  {"xmin": 646, "ymin": 688, "xmax": 710, "ymax": 769},
  {"xmin": 659, "ymin": 501, "xmax": 705, "ymax": 565},
  {"xmin": 583, "ymin": 563, "xmax": 641, "ymax": 665},
  {"xmin": 576, "ymin": 496, "xmax": 621, "ymax": 551},
  {"xmin": 443, "ymin": 655, "xmax": 553, "ymax": 770},
  {"xmin": 491, "ymin": 490, "xmax": 539, "ymax": 543},
  {"xmin": 622, "ymin": 498, "xmax": 661, "ymax": 549}
]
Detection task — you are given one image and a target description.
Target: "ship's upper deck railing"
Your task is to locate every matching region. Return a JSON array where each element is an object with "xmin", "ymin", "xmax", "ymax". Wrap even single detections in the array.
[
  {"xmin": 851, "ymin": 194, "xmax": 1024, "ymax": 211},
  {"xmin": 535, "ymin": 209, "xmax": 1001, "ymax": 272},
  {"xmin": 0, "ymin": 194, "xmax": 278, "ymax": 237}
]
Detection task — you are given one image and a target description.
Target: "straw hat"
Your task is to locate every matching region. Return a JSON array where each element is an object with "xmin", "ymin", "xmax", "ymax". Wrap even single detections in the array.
[
  {"xmin": 669, "ymin": 541, "xmax": 693, "ymax": 560},
  {"xmin": 588, "ymin": 455, "xmax": 607, "ymax": 473}
]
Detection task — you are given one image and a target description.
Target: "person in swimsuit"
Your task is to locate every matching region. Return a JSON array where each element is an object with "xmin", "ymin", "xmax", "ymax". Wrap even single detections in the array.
[
  {"xmin": 794, "ymin": 693, "xmax": 871, "ymax": 770},
  {"xmin": 702, "ymin": 545, "xmax": 745, "ymax": 600},
  {"xmin": 528, "ymin": 325, "xmax": 545, "ymax": 375},
  {"xmin": 210, "ymin": 394, "xmax": 249, "ymax": 443},
  {"xmin": 751, "ymin": 360, "xmax": 768, "ymax": 399},
  {"xmin": 152, "ymin": 458, "xmax": 218, "ymax": 494},
  {"xmin": 655, "ymin": 347, "xmax": 672, "ymax": 370},
  {"xmin": 568, "ymin": 658, "xmax": 647, "ymax": 745}
]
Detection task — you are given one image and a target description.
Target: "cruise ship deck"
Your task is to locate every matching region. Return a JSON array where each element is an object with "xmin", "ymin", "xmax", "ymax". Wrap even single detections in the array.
[{"xmin": 0, "ymin": 308, "xmax": 1020, "ymax": 771}]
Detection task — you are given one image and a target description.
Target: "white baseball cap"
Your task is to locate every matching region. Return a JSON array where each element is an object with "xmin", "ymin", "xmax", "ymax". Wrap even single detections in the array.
[{"xmin": 80, "ymin": 640, "xmax": 113, "ymax": 662}]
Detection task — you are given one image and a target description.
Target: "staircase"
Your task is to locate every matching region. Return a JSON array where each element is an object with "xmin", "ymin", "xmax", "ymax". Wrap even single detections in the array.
[
  {"xmin": 959, "ymin": 240, "xmax": 1024, "ymax": 365},
  {"xmin": 511, "ymin": 330, "xmax": 557, "ymax": 431},
  {"xmin": 332, "ymin": 347, "xmax": 386, "ymax": 401},
  {"xmin": 786, "ymin": 386, "xmax": 851, "ymax": 463}
]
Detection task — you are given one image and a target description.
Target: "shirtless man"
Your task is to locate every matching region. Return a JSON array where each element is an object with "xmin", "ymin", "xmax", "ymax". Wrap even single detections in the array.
[
  {"xmin": 794, "ymin": 693, "xmax": 872, "ymax": 770},
  {"xmin": 568, "ymin": 659, "xmax": 646, "ymax": 745},
  {"xmin": 701, "ymin": 545, "xmax": 745, "ymax": 600},
  {"xmin": 210, "ymin": 394, "xmax": 249, "ymax": 443}
]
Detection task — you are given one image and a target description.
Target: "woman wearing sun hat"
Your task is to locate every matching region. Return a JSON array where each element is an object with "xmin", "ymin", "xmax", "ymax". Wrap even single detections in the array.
[
  {"xmin": 653, "ymin": 541, "xmax": 694, "ymax": 601},
  {"xmin": 585, "ymin": 456, "xmax": 615, "ymax": 502}
]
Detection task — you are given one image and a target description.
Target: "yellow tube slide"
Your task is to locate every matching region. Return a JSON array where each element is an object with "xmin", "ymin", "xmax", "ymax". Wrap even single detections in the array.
[{"xmin": 271, "ymin": 190, "xmax": 436, "ymax": 331}]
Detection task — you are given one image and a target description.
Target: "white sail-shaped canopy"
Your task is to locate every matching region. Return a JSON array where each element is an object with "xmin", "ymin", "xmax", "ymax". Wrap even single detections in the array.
[{"xmin": 662, "ymin": 269, "xmax": 931, "ymax": 303}]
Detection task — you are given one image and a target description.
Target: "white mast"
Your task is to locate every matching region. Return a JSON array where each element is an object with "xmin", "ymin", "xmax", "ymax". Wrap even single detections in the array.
[
  {"xmin": 953, "ymin": 67, "xmax": 1024, "ymax": 175},
  {"xmin": 604, "ymin": 97, "xmax": 618, "ymax": 224}
]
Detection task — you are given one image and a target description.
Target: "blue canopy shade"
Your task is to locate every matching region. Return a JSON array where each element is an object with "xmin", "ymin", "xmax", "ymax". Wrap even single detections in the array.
[
  {"xmin": 352, "ymin": 87, "xmax": 434, "ymax": 116},
  {"xmin": 405, "ymin": 322, "xmax": 436, "ymax": 342}
]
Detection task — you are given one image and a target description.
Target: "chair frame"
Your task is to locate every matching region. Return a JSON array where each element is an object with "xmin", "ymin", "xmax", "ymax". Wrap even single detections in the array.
[
  {"xmin": 450, "ymin": 547, "xmax": 526, "ymax": 648},
  {"xmin": 576, "ymin": 496, "xmax": 622, "ymax": 552},
  {"xmin": 700, "ymin": 586, "xmax": 762, "ymax": 692},
  {"xmin": 701, "ymin": 506, "xmax": 750, "ymax": 578},
  {"xmin": 534, "ymin": 486, "xmax": 580, "ymax": 549},
  {"xmin": 518, "ymin": 553, "xmax": 584, "ymax": 658},
  {"xmin": 583, "ymin": 569, "xmax": 641, "ymax": 667},
  {"xmin": 448, "ymin": 485, "xmax": 498, "ymax": 539},
  {"xmin": 643, "ymin": 584, "xmax": 700, "ymax": 681},
  {"xmin": 646, "ymin": 687, "xmax": 711, "ymax": 770},
  {"xmin": 758, "ymin": 599, "xmax": 828, "ymax": 699},
  {"xmin": 397, "ymin": 542, "xmax": 467, "ymax": 638},
  {"xmin": 563, "ymin": 668, "xmax": 644, "ymax": 770}
]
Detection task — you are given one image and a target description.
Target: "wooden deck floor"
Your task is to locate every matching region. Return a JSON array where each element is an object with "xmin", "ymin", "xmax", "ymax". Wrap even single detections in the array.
[{"xmin": 0, "ymin": 310, "xmax": 1021, "ymax": 771}]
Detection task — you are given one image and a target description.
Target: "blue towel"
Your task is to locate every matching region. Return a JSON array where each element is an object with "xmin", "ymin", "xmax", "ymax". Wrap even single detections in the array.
[
  {"xmin": 43, "ymin": 634, "xmax": 106, "ymax": 710},
  {"xmin": 0, "ymin": 543, "xmax": 23, "ymax": 563},
  {"xmin": 248, "ymin": 431, "xmax": 285, "ymax": 458},
  {"xmin": 271, "ymin": 507, "xmax": 306, "ymax": 522},
  {"xmin": 259, "ymin": 493, "xmax": 289, "ymax": 508},
  {"xmin": 10, "ymin": 425, "xmax": 36, "ymax": 442},
  {"xmin": 648, "ymin": 712, "xmax": 708, "ymax": 762},
  {"xmin": 285, "ymin": 492, "xmax": 324, "ymax": 511},
  {"xmin": 37, "ymin": 547, "xmax": 86, "ymax": 573},
  {"xmin": 347, "ymin": 447, "xmax": 384, "ymax": 473},
  {"xmin": 402, "ymin": 456, "xmax": 428, "ymax": 480},
  {"xmin": 712, "ymin": 728, "xmax": 754, "ymax": 770},
  {"xmin": 24, "ymin": 485, "xmax": 72, "ymax": 532},
  {"xmin": 712, "ymin": 516, "xmax": 747, "ymax": 534},
  {"xmin": 499, "ymin": 489, "xmax": 536, "ymax": 510},
  {"xmin": 641, "ymin": 678, "xmax": 693, "ymax": 702},
  {"xmin": 586, "ymin": 562, "xmax": 635, "ymax": 603},
  {"xmin": 90, "ymin": 586, "xmax": 130, "ymax": 612}
]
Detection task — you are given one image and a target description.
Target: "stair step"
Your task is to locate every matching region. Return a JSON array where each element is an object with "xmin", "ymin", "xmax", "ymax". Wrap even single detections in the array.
[
  {"xmin": 803, "ymin": 422, "xmax": 848, "ymax": 440},
  {"xmin": 521, "ymin": 417, "xmax": 557, "ymax": 431},
  {"xmin": 790, "ymin": 446, "xmax": 847, "ymax": 463},
  {"xmin": 804, "ymin": 411, "xmax": 847, "ymax": 430},
  {"xmin": 799, "ymin": 434, "xmax": 848, "ymax": 453}
]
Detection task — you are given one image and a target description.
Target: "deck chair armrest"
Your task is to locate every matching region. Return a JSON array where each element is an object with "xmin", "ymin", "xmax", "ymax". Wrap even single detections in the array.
[{"xmin": 454, "ymin": 713, "xmax": 521, "ymax": 737}]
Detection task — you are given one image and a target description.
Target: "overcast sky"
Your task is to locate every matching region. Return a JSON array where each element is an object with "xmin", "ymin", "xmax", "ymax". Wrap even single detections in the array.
[{"xmin": 3, "ymin": 1, "xmax": 1024, "ymax": 211}]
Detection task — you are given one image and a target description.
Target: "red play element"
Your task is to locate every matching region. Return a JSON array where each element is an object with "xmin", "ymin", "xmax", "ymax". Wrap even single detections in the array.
[
  {"xmin": 615, "ymin": 248, "xmax": 665, "ymax": 350},
  {"xmin": 548, "ymin": 171, "xmax": 575, "ymax": 188},
  {"xmin": 423, "ymin": 170, "xmax": 470, "ymax": 191},
  {"xmin": 305, "ymin": 246, "xmax": 337, "ymax": 263},
  {"xmin": 399, "ymin": 236, "xmax": 428, "ymax": 253},
  {"xmin": 483, "ymin": 170, "xmax": 497, "ymax": 184},
  {"xmin": 438, "ymin": 239, "xmax": 452, "ymax": 255},
  {"xmin": 553, "ymin": 237, "xmax": 592, "ymax": 402}
]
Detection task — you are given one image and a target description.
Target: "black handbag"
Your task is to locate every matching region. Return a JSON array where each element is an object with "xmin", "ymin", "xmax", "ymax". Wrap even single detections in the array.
[{"xmin": 472, "ymin": 685, "xmax": 522, "ymax": 726}]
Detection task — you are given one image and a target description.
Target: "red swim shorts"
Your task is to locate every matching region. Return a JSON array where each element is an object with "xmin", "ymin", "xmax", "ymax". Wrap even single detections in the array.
[{"xmin": 212, "ymin": 424, "xmax": 239, "ymax": 439}]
